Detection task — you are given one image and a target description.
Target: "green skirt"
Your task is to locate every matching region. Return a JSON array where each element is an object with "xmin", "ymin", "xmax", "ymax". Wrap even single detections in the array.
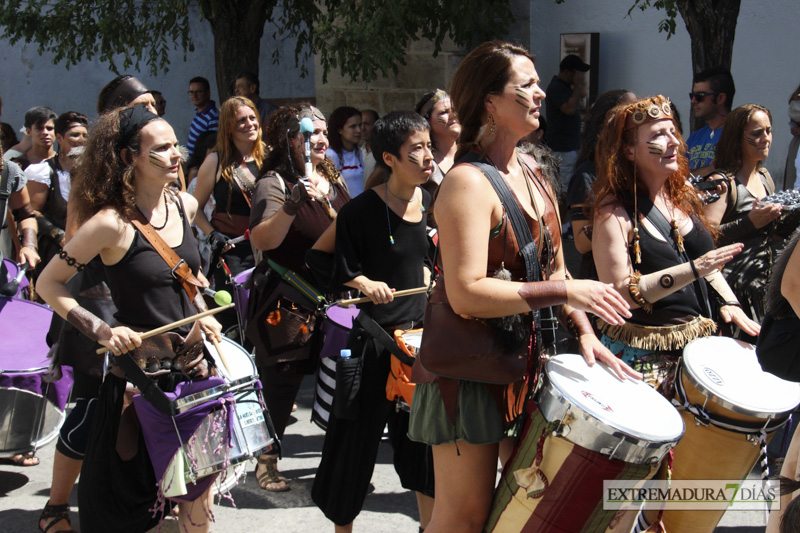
[{"xmin": 408, "ymin": 380, "xmax": 518, "ymax": 446}]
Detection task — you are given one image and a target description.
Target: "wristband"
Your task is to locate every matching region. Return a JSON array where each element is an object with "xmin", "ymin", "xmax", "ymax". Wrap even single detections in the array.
[
  {"xmin": 20, "ymin": 228, "xmax": 37, "ymax": 251},
  {"xmin": 567, "ymin": 309, "xmax": 594, "ymax": 337},
  {"xmin": 518, "ymin": 280, "xmax": 568, "ymax": 311},
  {"xmin": 12, "ymin": 204, "xmax": 36, "ymax": 223},
  {"xmin": 67, "ymin": 305, "xmax": 113, "ymax": 343}
]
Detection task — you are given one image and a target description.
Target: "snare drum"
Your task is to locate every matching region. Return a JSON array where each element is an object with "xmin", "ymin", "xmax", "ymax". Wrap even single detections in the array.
[
  {"xmin": 0, "ymin": 297, "xmax": 72, "ymax": 454},
  {"xmin": 644, "ymin": 337, "xmax": 800, "ymax": 533},
  {"xmin": 206, "ymin": 335, "xmax": 257, "ymax": 388},
  {"xmin": 312, "ymin": 306, "xmax": 359, "ymax": 430},
  {"xmin": 486, "ymin": 353, "xmax": 684, "ymax": 533}
]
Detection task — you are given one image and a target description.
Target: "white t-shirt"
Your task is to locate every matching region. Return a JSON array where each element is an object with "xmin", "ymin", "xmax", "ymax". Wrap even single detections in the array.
[
  {"xmin": 25, "ymin": 160, "xmax": 71, "ymax": 202},
  {"xmin": 326, "ymin": 147, "xmax": 364, "ymax": 197}
]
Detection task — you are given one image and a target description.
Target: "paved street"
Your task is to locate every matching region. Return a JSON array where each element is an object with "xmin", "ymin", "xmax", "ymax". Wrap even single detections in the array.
[{"xmin": 0, "ymin": 371, "xmax": 777, "ymax": 532}]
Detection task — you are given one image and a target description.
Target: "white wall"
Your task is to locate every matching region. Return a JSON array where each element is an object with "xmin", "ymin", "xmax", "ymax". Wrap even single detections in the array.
[
  {"xmin": 0, "ymin": 4, "xmax": 314, "ymax": 146},
  {"xmin": 525, "ymin": 0, "xmax": 800, "ymax": 183}
]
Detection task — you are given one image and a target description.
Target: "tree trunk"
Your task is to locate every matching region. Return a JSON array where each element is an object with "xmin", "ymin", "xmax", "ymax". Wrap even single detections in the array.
[
  {"xmin": 677, "ymin": 0, "xmax": 741, "ymax": 129},
  {"xmin": 198, "ymin": 0, "xmax": 275, "ymax": 102}
]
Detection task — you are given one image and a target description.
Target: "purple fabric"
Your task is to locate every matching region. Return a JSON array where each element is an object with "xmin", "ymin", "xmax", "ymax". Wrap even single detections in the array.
[
  {"xmin": 233, "ymin": 267, "xmax": 253, "ymax": 320},
  {"xmin": 133, "ymin": 377, "xmax": 235, "ymax": 502},
  {"xmin": 320, "ymin": 307, "xmax": 359, "ymax": 358},
  {"xmin": 0, "ymin": 297, "xmax": 73, "ymax": 410}
]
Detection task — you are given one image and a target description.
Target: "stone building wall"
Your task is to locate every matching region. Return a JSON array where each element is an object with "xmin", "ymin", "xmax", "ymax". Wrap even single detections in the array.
[{"xmin": 313, "ymin": 37, "xmax": 467, "ymax": 117}]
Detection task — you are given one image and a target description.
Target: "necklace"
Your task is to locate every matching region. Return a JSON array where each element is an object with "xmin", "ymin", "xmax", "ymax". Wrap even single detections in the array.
[
  {"xmin": 660, "ymin": 194, "xmax": 685, "ymax": 253},
  {"xmin": 141, "ymin": 190, "xmax": 169, "ymax": 230},
  {"xmin": 386, "ymin": 183, "xmax": 425, "ymax": 212},
  {"xmin": 384, "ymin": 184, "xmax": 395, "ymax": 245}
]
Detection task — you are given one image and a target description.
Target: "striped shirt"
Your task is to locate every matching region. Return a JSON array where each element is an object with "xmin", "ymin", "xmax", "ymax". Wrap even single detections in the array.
[{"xmin": 187, "ymin": 101, "xmax": 219, "ymax": 157}]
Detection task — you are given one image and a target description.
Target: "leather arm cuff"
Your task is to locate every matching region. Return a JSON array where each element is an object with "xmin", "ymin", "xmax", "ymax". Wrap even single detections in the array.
[
  {"xmin": 192, "ymin": 290, "xmax": 209, "ymax": 313},
  {"xmin": 12, "ymin": 203, "xmax": 36, "ymax": 223},
  {"xmin": 718, "ymin": 215, "xmax": 757, "ymax": 243},
  {"xmin": 67, "ymin": 305, "xmax": 113, "ymax": 343},
  {"xmin": 20, "ymin": 228, "xmax": 37, "ymax": 251},
  {"xmin": 567, "ymin": 309, "xmax": 594, "ymax": 337},
  {"xmin": 518, "ymin": 280, "xmax": 568, "ymax": 311}
]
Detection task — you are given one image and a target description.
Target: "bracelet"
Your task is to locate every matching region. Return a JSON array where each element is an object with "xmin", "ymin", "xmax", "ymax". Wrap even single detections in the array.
[
  {"xmin": 57, "ymin": 249, "xmax": 86, "ymax": 271},
  {"xmin": 721, "ymin": 301, "xmax": 741, "ymax": 308},
  {"xmin": 627, "ymin": 270, "xmax": 653, "ymax": 313}
]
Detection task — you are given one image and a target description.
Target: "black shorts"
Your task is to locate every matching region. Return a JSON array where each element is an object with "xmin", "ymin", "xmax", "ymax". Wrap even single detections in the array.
[{"xmin": 56, "ymin": 398, "xmax": 97, "ymax": 460}]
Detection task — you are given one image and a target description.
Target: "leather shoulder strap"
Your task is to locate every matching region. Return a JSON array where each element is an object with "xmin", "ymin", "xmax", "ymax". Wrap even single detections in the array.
[{"xmin": 129, "ymin": 203, "xmax": 202, "ymax": 301}]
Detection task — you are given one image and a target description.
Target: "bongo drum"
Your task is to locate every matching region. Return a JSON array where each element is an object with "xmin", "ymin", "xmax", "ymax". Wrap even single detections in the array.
[
  {"xmin": 485, "ymin": 353, "xmax": 684, "ymax": 533},
  {"xmin": 643, "ymin": 336, "xmax": 800, "ymax": 533},
  {"xmin": 387, "ymin": 328, "xmax": 421, "ymax": 411},
  {"xmin": 0, "ymin": 296, "xmax": 72, "ymax": 454},
  {"xmin": 312, "ymin": 306, "xmax": 359, "ymax": 430}
]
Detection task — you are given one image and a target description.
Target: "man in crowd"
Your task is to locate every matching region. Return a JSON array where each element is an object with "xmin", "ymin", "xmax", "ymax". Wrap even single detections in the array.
[
  {"xmin": 545, "ymin": 54, "xmax": 590, "ymax": 190},
  {"xmin": 187, "ymin": 76, "xmax": 218, "ymax": 158},
  {"xmin": 233, "ymin": 71, "xmax": 277, "ymax": 132},
  {"xmin": 686, "ymin": 67, "xmax": 735, "ymax": 176}
]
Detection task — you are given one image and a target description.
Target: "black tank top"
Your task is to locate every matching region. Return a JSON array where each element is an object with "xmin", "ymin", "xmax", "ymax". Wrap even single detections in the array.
[
  {"xmin": 628, "ymin": 211, "xmax": 714, "ymax": 326},
  {"xmin": 213, "ymin": 160, "xmax": 258, "ymax": 217},
  {"xmin": 104, "ymin": 195, "xmax": 201, "ymax": 335}
]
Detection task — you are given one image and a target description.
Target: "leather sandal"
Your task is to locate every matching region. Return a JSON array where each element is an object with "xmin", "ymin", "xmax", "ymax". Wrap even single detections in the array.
[
  {"xmin": 39, "ymin": 501, "xmax": 77, "ymax": 533},
  {"xmin": 255, "ymin": 454, "xmax": 289, "ymax": 492}
]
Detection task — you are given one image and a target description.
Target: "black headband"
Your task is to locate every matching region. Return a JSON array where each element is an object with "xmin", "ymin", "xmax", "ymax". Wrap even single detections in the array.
[{"xmin": 117, "ymin": 105, "xmax": 160, "ymax": 153}]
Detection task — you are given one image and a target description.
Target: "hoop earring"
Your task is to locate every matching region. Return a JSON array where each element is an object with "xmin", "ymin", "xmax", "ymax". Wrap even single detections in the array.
[{"xmin": 489, "ymin": 113, "xmax": 497, "ymax": 135}]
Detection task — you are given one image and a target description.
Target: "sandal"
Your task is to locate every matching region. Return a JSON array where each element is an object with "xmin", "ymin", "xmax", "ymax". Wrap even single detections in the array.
[
  {"xmin": 255, "ymin": 454, "xmax": 289, "ymax": 492},
  {"xmin": 39, "ymin": 501, "xmax": 77, "ymax": 533},
  {"xmin": 1, "ymin": 452, "xmax": 39, "ymax": 466}
]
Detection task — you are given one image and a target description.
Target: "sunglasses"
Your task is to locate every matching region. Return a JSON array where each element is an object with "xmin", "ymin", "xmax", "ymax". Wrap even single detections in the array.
[{"xmin": 689, "ymin": 91, "xmax": 719, "ymax": 102}]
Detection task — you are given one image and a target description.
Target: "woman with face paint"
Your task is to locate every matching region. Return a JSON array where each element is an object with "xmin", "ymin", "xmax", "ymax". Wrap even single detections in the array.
[
  {"xmin": 407, "ymin": 42, "xmax": 638, "ymax": 533},
  {"xmin": 327, "ymin": 106, "xmax": 365, "ymax": 197},
  {"xmin": 591, "ymin": 95, "xmax": 759, "ymax": 392},
  {"xmin": 193, "ymin": 96, "xmax": 265, "ymax": 290},
  {"xmin": 36, "ymin": 105, "xmax": 223, "ymax": 533},
  {"xmin": 704, "ymin": 104, "xmax": 787, "ymax": 333},
  {"xmin": 415, "ymin": 90, "xmax": 461, "ymax": 186},
  {"xmin": 248, "ymin": 104, "xmax": 350, "ymax": 491}
]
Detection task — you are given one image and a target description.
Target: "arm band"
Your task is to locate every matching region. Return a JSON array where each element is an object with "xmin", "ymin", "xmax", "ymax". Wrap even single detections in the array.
[
  {"xmin": 704, "ymin": 269, "xmax": 740, "ymax": 306},
  {"xmin": 567, "ymin": 309, "xmax": 594, "ymax": 337},
  {"xmin": 67, "ymin": 305, "xmax": 113, "ymax": 343},
  {"xmin": 518, "ymin": 280, "xmax": 568, "ymax": 311},
  {"xmin": 630, "ymin": 262, "xmax": 696, "ymax": 311},
  {"xmin": 718, "ymin": 215, "xmax": 757, "ymax": 243},
  {"xmin": 11, "ymin": 204, "xmax": 36, "ymax": 223},
  {"xmin": 20, "ymin": 228, "xmax": 37, "ymax": 251}
]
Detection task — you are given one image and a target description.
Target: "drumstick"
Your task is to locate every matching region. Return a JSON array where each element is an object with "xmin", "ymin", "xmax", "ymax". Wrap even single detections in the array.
[
  {"xmin": 211, "ymin": 337, "xmax": 234, "ymax": 377},
  {"xmin": 95, "ymin": 303, "xmax": 235, "ymax": 354},
  {"xmin": 334, "ymin": 286, "xmax": 428, "ymax": 307}
]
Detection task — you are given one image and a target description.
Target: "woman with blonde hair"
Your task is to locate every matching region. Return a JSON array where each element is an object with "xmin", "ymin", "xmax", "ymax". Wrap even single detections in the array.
[{"xmin": 193, "ymin": 96, "xmax": 266, "ymax": 286}]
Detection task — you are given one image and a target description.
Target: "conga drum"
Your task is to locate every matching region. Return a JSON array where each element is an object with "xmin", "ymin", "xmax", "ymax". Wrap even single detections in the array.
[
  {"xmin": 312, "ymin": 306, "xmax": 359, "ymax": 430},
  {"xmin": 643, "ymin": 336, "xmax": 800, "ymax": 533},
  {"xmin": 485, "ymin": 353, "xmax": 685, "ymax": 533},
  {"xmin": 0, "ymin": 296, "xmax": 72, "ymax": 454}
]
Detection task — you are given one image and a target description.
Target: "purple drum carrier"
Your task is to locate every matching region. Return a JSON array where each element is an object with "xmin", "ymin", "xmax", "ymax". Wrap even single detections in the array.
[
  {"xmin": 133, "ymin": 377, "xmax": 235, "ymax": 502},
  {"xmin": 320, "ymin": 306, "xmax": 359, "ymax": 358}
]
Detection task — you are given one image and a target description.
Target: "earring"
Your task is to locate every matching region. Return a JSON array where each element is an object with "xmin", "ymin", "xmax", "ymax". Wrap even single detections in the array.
[{"xmin": 489, "ymin": 113, "xmax": 497, "ymax": 135}]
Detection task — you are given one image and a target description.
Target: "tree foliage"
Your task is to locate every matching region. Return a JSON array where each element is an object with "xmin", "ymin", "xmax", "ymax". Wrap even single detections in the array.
[{"xmin": 0, "ymin": 0, "xmax": 513, "ymax": 92}]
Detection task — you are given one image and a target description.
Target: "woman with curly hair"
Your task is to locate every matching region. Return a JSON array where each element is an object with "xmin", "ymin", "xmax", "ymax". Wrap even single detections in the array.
[
  {"xmin": 37, "ymin": 105, "xmax": 223, "ymax": 533},
  {"xmin": 326, "ymin": 106, "xmax": 364, "ymax": 196},
  {"xmin": 705, "ymin": 104, "xmax": 785, "ymax": 333},
  {"xmin": 591, "ymin": 95, "xmax": 759, "ymax": 390},
  {"xmin": 249, "ymin": 104, "xmax": 350, "ymax": 491},
  {"xmin": 192, "ymin": 96, "xmax": 265, "ymax": 286}
]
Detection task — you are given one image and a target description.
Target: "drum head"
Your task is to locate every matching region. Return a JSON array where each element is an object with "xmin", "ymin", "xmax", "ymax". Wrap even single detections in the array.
[
  {"xmin": 325, "ymin": 306, "xmax": 359, "ymax": 329},
  {"xmin": 205, "ymin": 336, "xmax": 256, "ymax": 383},
  {"xmin": 683, "ymin": 337, "xmax": 800, "ymax": 417},
  {"xmin": 546, "ymin": 353, "xmax": 684, "ymax": 442}
]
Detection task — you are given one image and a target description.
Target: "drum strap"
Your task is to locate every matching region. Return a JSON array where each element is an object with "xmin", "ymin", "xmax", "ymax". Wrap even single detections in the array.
[
  {"xmin": 114, "ymin": 353, "xmax": 177, "ymax": 416},
  {"xmin": 355, "ymin": 312, "xmax": 415, "ymax": 366}
]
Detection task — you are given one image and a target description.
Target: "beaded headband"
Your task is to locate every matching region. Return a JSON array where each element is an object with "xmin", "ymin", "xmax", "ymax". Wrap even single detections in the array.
[
  {"xmin": 623, "ymin": 95, "xmax": 673, "ymax": 131},
  {"xmin": 419, "ymin": 89, "xmax": 448, "ymax": 120}
]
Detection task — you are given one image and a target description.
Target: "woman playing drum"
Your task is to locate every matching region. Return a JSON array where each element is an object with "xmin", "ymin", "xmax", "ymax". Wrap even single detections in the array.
[
  {"xmin": 591, "ymin": 95, "xmax": 759, "ymax": 390},
  {"xmin": 407, "ymin": 41, "xmax": 639, "ymax": 533},
  {"xmin": 249, "ymin": 104, "xmax": 350, "ymax": 491},
  {"xmin": 705, "ymin": 104, "xmax": 787, "ymax": 332},
  {"xmin": 37, "ymin": 105, "xmax": 223, "ymax": 533}
]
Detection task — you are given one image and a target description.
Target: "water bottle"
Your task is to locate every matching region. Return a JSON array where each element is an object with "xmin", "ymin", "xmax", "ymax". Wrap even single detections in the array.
[{"xmin": 340, "ymin": 349, "xmax": 351, "ymax": 360}]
